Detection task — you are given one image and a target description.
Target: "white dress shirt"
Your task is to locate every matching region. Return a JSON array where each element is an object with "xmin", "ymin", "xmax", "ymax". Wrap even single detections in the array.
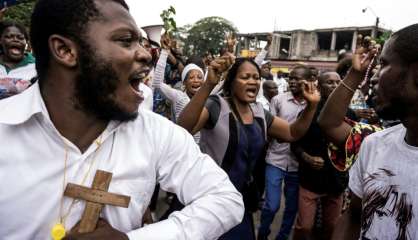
[{"xmin": 0, "ymin": 83, "xmax": 244, "ymax": 240}]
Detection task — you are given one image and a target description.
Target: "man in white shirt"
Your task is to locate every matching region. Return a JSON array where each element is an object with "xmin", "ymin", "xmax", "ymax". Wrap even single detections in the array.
[
  {"xmin": 336, "ymin": 24, "xmax": 418, "ymax": 239},
  {"xmin": 258, "ymin": 80, "xmax": 278, "ymax": 111},
  {"xmin": 274, "ymin": 70, "xmax": 289, "ymax": 94},
  {"xmin": 0, "ymin": 0, "xmax": 244, "ymax": 239}
]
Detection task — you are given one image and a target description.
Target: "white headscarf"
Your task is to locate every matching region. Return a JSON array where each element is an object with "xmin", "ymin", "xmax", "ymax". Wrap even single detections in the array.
[{"xmin": 181, "ymin": 63, "xmax": 204, "ymax": 83}]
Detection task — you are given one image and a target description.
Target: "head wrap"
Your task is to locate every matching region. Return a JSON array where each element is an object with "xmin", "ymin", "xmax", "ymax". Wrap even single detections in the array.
[{"xmin": 181, "ymin": 63, "xmax": 204, "ymax": 83}]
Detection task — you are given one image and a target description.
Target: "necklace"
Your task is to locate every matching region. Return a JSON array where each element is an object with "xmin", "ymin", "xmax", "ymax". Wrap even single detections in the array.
[
  {"xmin": 359, "ymin": 51, "xmax": 378, "ymax": 100},
  {"xmin": 51, "ymin": 132, "xmax": 116, "ymax": 240}
]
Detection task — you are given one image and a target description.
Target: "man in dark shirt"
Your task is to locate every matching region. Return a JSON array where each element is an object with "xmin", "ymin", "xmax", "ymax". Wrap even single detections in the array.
[{"xmin": 292, "ymin": 72, "xmax": 349, "ymax": 240}]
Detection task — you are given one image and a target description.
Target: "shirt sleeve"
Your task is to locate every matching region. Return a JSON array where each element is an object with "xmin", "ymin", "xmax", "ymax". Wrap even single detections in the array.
[
  {"xmin": 152, "ymin": 49, "xmax": 184, "ymax": 103},
  {"xmin": 263, "ymin": 108, "xmax": 274, "ymax": 128},
  {"xmin": 174, "ymin": 95, "xmax": 190, "ymax": 121},
  {"xmin": 204, "ymin": 95, "xmax": 221, "ymax": 129},
  {"xmin": 348, "ymin": 136, "xmax": 370, "ymax": 198},
  {"xmin": 152, "ymin": 49, "xmax": 168, "ymax": 90},
  {"xmin": 270, "ymin": 95, "xmax": 281, "ymax": 116},
  {"xmin": 254, "ymin": 49, "xmax": 268, "ymax": 67},
  {"xmin": 127, "ymin": 120, "xmax": 244, "ymax": 240}
]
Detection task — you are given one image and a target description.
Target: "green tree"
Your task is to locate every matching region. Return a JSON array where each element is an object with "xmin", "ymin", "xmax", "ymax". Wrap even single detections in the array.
[
  {"xmin": 183, "ymin": 16, "xmax": 237, "ymax": 57},
  {"xmin": 3, "ymin": 0, "xmax": 36, "ymax": 29},
  {"xmin": 376, "ymin": 30, "xmax": 392, "ymax": 45}
]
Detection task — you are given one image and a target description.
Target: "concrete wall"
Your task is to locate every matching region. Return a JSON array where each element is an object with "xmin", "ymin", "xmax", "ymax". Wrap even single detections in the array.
[{"xmin": 289, "ymin": 31, "xmax": 318, "ymax": 60}]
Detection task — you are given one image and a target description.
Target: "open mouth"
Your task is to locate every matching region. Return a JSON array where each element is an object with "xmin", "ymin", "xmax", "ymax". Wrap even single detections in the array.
[
  {"xmin": 8, "ymin": 46, "xmax": 23, "ymax": 56},
  {"xmin": 129, "ymin": 69, "xmax": 150, "ymax": 92},
  {"xmin": 246, "ymin": 87, "xmax": 258, "ymax": 98},
  {"xmin": 190, "ymin": 84, "xmax": 201, "ymax": 92}
]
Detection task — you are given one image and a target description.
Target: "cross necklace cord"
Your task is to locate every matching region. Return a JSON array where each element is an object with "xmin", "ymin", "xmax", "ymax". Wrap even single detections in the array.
[{"xmin": 51, "ymin": 132, "xmax": 116, "ymax": 240}]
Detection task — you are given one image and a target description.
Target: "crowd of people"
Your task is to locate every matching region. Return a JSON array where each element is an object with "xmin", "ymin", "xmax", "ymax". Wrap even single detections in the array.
[{"xmin": 0, "ymin": 0, "xmax": 417, "ymax": 240}]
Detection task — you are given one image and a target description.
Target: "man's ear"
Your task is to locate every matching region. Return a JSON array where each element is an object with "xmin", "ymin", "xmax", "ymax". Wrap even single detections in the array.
[{"xmin": 48, "ymin": 34, "xmax": 78, "ymax": 68}]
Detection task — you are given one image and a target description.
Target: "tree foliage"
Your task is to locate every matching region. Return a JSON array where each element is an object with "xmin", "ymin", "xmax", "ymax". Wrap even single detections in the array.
[
  {"xmin": 160, "ymin": 5, "xmax": 177, "ymax": 35},
  {"xmin": 376, "ymin": 30, "xmax": 392, "ymax": 45},
  {"xmin": 3, "ymin": 0, "xmax": 36, "ymax": 29},
  {"xmin": 182, "ymin": 16, "xmax": 237, "ymax": 57}
]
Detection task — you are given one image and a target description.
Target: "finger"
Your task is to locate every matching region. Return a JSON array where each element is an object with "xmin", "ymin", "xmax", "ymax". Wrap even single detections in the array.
[
  {"xmin": 356, "ymin": 34, "xmax": 363, "ymax": 50},
  {"xmin": 310, "ymin": 82, "xmax": 316, "ymax": 93},
  {"xmin": 210, "ymin": 61, "xmax": 223, "ymax": 70},
  {"xmin": 306, "ymin": 81, "xmax": 315, "ymax": 94},
  {"xmin": 217, "ymin": 58, "xmax": 228, "ymax": 71},
  {"xmin": 362, "ymin": 36, "xmax": 371, "ymax": 48},
  {"xmin": 300, "ymin": 80, "xmax": 312, "ymax": 94},
  {"xmin": 224, "ymin": 55, "xmax": 235, "ymax": 68},
  {"xmin": 97, "ymin": 218, "xmax": 110, "ymax": 228},
  {"xmin": 316, "ymin": 160, "xmax": 325, "ymax": 166},
  {"xmin": 375, "ymin": 44, "xmax": 382, "ymax": 52},
  {"xmin": 212, "ymin": 59, "xmax": 226, "ymax": 66}
]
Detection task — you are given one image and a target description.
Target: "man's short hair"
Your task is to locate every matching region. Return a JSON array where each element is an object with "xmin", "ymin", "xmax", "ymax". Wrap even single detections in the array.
[
  {"xmin": 30, "ymin": 0, "xmax": 129, "ymax": 80},
  {"xmin": 318, "ymin": 71, "xmax": 339, "ymax": 84},
  {"xmin": 391, "ymin": 24, "xmax": 418, "ymax": 65},
  {"xmin": 291, "ymin": 64, "xmax": 312, "ymax": 80}
]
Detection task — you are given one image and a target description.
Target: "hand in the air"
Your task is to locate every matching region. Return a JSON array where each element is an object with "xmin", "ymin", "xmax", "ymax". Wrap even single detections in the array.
[
  {"xmin": 226, "ymin": 33, "xmax": 237, "ymax": 53},
  {"xmin": 206, "ymin": 52, "xmax": 235, "ymax": 86},
  {"xmin": 63, "ymin": 219, "xmax": 128, "ymax": 240},
  {"xmin": 160, "ymin": 33, "xmax": 171, "ymax": 50},
  {"xmin": 266, "ymin": 33, "xmax": 273, "ymax": 46},
  {"xmin": 0, "ymin": 7, "xmax": 7, "ymax": 21},
  {"xmin": 352, "ymin": 35, "xmax": 381, "ymax": 73},
  {"xmin": 263, "ymin": 33, "xmax": 273, "ymax": 50},
  {"xmin": 300, "ymin": 80, "xmax": 321, "ymax": 105}
]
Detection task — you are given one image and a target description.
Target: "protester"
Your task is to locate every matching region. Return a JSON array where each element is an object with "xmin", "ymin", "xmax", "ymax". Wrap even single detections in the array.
[
  {"xmin": 275, "ymin": 70, "xmax": 289, "ymax": 94},
  {"xmin": 178, "ymin": 56, "xmax": 320, "ymax": 240},
  {"xmin": 258, "ymin": 80, "xmax": 278, "ymax": 111},
  {"xmin": 0, "ymin": 20, "xmax": 36, "ymax": 99},
  {"xmin": 318, "ymin": 35, "xmax": 382, "ymax": 172},
  {"xmin": 0, "ymin": 1, "xmax": 245, "ymax": 239},
  {"xmin": 325, "ymin": 23, "xmax": 418, "ymax": 240},
  {"xmin": 152, "ymin": 34, "xmax": 202, "ymax": 122},
  {"xmin": 257, "ymin": 65, "xmax": 314, "ymax": 240},
  {"xmin": 291, "ymin": 71, "xmax": 351, "ymax": 240}
]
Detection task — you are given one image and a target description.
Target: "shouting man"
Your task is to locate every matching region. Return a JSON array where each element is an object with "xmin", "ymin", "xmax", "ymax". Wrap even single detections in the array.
[{"xmin": 0, "ymin": 0, "xmax": 244, "ymax": 239}]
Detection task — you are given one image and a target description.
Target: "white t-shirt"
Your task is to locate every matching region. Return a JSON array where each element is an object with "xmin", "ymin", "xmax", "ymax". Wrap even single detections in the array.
[
  {"xmin": 0, "ymin": 83, "xmax": 243, "ymax": 240},
  {"xmin": 349, "ymin": 124, "xmax": 418, "ymax": 240}
]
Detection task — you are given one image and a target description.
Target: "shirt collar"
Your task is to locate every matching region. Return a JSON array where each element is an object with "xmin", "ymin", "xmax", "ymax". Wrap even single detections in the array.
[
  {"xmin": 0, "ymin": 81, "xmax": 46, "ymax": 125},
  {"xmin": 2, "ymin": 53, "xmax": 36, "ymax": 73},
  {"xmin": 286, "ymin": 92, "xmax": 306, "ymax": 105},
  {"xmin": 0, "ymin": 81, "xmax": 122, "ymax": 140}
]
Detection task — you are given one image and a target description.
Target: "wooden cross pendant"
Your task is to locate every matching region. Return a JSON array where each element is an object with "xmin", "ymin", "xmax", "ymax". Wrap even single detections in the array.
[{"xmin": 64, "ymin": 170, "xmax": 131, "ymax": 233}]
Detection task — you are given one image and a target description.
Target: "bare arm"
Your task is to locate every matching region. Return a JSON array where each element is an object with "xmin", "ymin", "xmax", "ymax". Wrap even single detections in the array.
[
  {"xmin": 318, "ymin": 35, "xmax": 380, "ymax": 146},
  {"xmin": 152, "ymin": 49, "xmax": 184, "ymax": 103},
  {"xmin": 254, "ymin": 33, "xmax": 272, "ymax": 67},
  {"xmin": 167, "ymin": 50, "xmax": 184, "ymax": 74},
  {"xmin": 317, "ymin": 69, "xmax": 363, "ymax": 145},
  {"xmin": 331, "ymin": 192, "xmax": 362, "ymax": 240},
  {"xmin": 268, "ymin": 103, "xmax": 318, "ymax": 142},
  {"xmin": 268, "ymin": 80, "xmax": 320, "ymax": 142},
  {"xmin": 177, "ymin": 54, "xmax": 235, "ymax": 134},
  {"xmin": 176, "ymin": 79, "xmax": 213, "ymax": 135}
]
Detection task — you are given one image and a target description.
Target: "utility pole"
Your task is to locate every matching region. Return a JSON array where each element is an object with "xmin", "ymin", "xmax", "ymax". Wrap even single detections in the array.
[{"xmin": 362, "ymin": 7, "xmax": 379, "ymax": 38}]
